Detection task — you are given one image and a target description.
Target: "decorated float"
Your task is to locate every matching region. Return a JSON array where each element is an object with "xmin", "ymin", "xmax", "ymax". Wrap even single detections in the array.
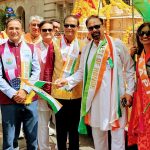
[{"xmin": 72, "ymin": 0, "xmax": 146, "ymax": 48}]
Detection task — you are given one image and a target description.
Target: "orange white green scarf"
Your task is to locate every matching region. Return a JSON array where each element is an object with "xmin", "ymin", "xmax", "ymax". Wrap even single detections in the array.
[
  {"xmin": 61, "ymin": 36, "xmax": 80, "ymax": 78},
  {"xmin": 1, "ymin": 41, "xmax": 32, "ymax": 81},
  {"xmin": 79, "ymin": 35, "xmax": 121, "ymax": 134}
]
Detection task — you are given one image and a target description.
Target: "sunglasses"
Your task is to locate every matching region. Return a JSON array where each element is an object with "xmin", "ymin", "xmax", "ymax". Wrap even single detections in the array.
[
  {"xmin": 64, "ymin": 24, "xmax": 77, "ymax": 28},
  {"xmin": 42, "ymin": 29, "xmax": 53, "ymax": 32},
  {"xmin": 88, "ymin": 24, "xmax": 101, "ymax": 31},
  {"xmin": 138, "ymin": 30, "xmax": 150, "ymax": 37}
]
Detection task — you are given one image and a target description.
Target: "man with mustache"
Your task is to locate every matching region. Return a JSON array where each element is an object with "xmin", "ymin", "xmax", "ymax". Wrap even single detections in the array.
[{"xmin": 55, "ymin": 15, "xmax": 135, "ymax": 150}]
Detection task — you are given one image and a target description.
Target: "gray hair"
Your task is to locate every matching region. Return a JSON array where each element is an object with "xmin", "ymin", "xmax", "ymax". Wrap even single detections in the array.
[{"xmin": 29, "ymin": 15, "xmax": 44, "ymax": 24}]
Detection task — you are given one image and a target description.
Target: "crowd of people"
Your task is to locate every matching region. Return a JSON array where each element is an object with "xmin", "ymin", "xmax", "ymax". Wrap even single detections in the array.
[{"xmin": 0, "ymin": 14, "xmax": 150, "ymax": 150}]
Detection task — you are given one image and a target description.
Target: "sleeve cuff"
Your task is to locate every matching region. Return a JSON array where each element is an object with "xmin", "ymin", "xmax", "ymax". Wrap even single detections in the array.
[
  {"xmin": 22, "ymin": 84, "xmax": 32, "ymax": 93},
  {"xmin": 126, "ymin": 91, "xmax": 134, "ymax": 97},
  {"xmin": 6, "ymin": 88, "xmax": 17, "ymax": 99}
]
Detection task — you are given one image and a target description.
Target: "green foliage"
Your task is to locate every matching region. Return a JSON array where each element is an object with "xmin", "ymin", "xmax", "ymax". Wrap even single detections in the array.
[
  {"xmin": 0, "ymin": 10, "xmax": 6, "ymax": 31},
  {"xmin": 0, "ymin": 6, "xmax": 8, "ymax": 31}
]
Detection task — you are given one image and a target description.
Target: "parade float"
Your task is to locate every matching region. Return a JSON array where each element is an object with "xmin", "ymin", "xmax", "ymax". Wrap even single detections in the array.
[{"xmin": 72, "ymin": 0, "xmax": 143, "ymax": 48}]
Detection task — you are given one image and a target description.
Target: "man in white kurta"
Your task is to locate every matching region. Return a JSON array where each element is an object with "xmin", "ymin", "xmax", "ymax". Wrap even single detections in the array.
[{"xmin": 56, "ymin": 15, "xmax": 135, "ymax": 150}]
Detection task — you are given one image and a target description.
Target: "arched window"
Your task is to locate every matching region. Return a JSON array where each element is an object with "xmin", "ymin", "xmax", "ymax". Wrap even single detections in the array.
[{"xmin": 16, "ymin": 6, "xmax": 25, "ymax": 31}]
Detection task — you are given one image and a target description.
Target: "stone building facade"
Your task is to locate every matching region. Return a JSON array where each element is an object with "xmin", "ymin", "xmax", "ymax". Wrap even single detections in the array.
[{"xmin": 0, "ymin": 0, "xmax": 73, "ymax": 32}]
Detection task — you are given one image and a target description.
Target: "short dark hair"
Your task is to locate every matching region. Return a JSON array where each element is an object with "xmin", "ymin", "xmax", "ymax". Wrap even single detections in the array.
[
  {"xmin": 63, "ymin": 15, "xmax": 80, "ymax": 26},
  {"xmin": 5, "ymin": 17, "xmax": 22, "ymax": 28},
  {"xmin": 86, "ymin": 15, "xmax": 103, "ymax": 27},
  {"xmin": 39, "ymin": 20, "xmax": 53, "ymax": 29},
  {"xmin": 50, "ymin": 19, "xmax": 60, "ymax": 24}
]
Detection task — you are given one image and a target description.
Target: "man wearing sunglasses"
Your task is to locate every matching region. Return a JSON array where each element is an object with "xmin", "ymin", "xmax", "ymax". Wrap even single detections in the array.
[
  {"xmin": 37, "ymin": 20, "xmax": 55, "ymax": 150},
  {"xmin": 24, "ymin": 16, "xmax": 44, "ymax": 44},
  {"xmin": 55, "ymin": 15, "xmax": 135, "ymax": 150},
  {"xmin": 44, "ymin": 15, "xmax": 85, "ymax": 150}
]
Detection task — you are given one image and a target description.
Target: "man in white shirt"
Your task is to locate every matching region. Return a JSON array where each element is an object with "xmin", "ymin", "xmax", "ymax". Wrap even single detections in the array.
[{"xmin": 55, "ymin": 15, "xmax": 135, "ymax": 150}]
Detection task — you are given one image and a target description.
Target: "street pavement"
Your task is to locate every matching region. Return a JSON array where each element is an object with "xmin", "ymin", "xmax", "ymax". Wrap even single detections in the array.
[
  {"xmin": 0, "ymin": 124, "xmax": 94, "ymax": 150},
  {"xmin": 0, "ymin": 123, "xmax": 138, "ymax": 150}
]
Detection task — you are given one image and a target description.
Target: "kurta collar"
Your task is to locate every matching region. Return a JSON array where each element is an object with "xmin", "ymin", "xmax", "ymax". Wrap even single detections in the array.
[{"xmin": 8, "ymin": 39, "xmax": 22, "ymax": 47}]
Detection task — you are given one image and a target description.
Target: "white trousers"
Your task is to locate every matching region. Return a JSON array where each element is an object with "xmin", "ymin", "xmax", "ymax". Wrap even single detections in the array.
[
  {"xmin": 38, "ymin": 110, "xmax": 52, "ymax": 150},
  {"xmin": 92, "ymin": 127, "xmax": 125, "ymax": 150}
]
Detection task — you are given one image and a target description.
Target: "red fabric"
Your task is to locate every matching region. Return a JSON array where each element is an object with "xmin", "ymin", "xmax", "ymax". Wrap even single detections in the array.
[
  {"xmin": 84, "ymin": 0, "xmax": 96, "ymax": 9},
  {"xmin": 0, "ymin": 41, "xmax": 36, "ymax": 104},
  {"xmin": 43, "ymin": 42, "xmax": 55, "ymax": 94},
  {"xmin": 128, "ymin": 57, "xmax": 150, "ymax": 149},
  {"xmin": 145, "ymin": 52, "xmax": 150, "ymax": 63}
]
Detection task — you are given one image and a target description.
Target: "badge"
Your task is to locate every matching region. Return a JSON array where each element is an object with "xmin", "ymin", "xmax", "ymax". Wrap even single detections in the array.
[
  {"xmin": 108, "ymin": 57, "xmax": 114, "ymax": 69},
  {"xmin": 6, "ymin": 58, "xmax": 13, "ymax": 65}
]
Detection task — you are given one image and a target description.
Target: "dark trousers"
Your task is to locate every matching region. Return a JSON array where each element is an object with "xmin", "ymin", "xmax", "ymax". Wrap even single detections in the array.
[
  {"xmin": 55, "ymin": 98, "xmax": 81, "ymax": 150},
  {"xmin": 1, "ymin": 101, "xmax": 38, "ymax": 150}
]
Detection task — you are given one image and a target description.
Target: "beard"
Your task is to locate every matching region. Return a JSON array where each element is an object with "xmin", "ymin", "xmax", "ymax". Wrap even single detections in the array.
[{"xmin": 91, "ymin": 31, "xmax": 100, "ymax": 41}]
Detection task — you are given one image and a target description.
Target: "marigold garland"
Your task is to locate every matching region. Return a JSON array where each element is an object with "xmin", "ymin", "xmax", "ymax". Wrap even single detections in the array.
[
  {"xmin": 72, "ymin": 0, "xmax": 142, "ymax": 43},
  {"xmin": 123, "ymin": 22, "xmax": 143, "ymax": 44},
  {"xmin": 72, "ymin": 0, "xmax": 98, "ymax": 22}
]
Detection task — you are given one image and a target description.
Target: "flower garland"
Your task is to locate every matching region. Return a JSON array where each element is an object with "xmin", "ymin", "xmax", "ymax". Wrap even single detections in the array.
[
  {"xmin": 72, "ymin": 0, "xmax": 142, "ymax": 44},
  {"xmin": 72, "ymin": 0, "xmax": 98, "ymax": 22},
  {"xmin": 122, "ymin": 22, "xmax": 143, "ymax": 44},
  {"xmin": 99, "ymin": 0, "xmax": 134, "ymax": 35}
]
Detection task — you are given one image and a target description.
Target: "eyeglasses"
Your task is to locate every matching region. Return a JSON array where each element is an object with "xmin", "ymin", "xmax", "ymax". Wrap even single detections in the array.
[
  {"xmin": 138, "ymin": 30, "xmax": 150, "ymax": 37},
  {"xmin": 64, "ymin": 24, "xmax": 77, "ymax": 28},
  {"xmin": 31, "ymin": 23, "xmax": 40, "ymax": 27},
  {"xmin": 88, "ymin": 24, "xmax": 101, "ymax": 31},
  {"xmin": 42, "ymin": 29, "xmax": 53, "ymax": 32}
]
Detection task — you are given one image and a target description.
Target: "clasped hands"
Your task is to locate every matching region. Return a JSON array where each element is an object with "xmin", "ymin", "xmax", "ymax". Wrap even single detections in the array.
[{"xmin": 13, "ymin": 89, "xmax": 28, "ymax": 104}]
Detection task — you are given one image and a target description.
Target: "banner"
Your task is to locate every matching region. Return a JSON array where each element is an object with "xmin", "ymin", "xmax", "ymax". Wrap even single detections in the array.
[{"xmin": 133, "ymin": 0, "xmax": 150, "ymax": 22}]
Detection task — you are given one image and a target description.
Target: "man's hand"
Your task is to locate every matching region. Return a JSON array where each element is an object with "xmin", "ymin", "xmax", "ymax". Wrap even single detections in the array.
[
  {"xmin": 13, "ymin": 89, "xmax": 27, "ymax": 104},
  {"xmin": 55, "ymin": 78, "xmax": 68, "ymax": 88},
  {"xmin": 121, "ymin": 93, "xmax": 133, "ymax": 107}
]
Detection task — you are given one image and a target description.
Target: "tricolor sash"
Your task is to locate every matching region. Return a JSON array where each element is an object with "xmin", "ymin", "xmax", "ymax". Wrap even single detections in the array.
[
  {"xmin": 79, "ymin": 36, "xmax": 121, "ymax": 134},
  {"xmin": 20, "ymin": 41, "xmax": 32, "ymax": 79},
  {"xmin": 1, "ymin": 41, "xmax": 32, "ymax": 81},
  {"xmin": 2, "ymin": 42, "xmax": 18, "ymax": 80},
  {"xmin": 82, "ymin": 39, "xmax": 108, "ymax": 116},
  {"xmin": 61, "ymin": 36, "xmax": 80, "ymax": 78}
]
